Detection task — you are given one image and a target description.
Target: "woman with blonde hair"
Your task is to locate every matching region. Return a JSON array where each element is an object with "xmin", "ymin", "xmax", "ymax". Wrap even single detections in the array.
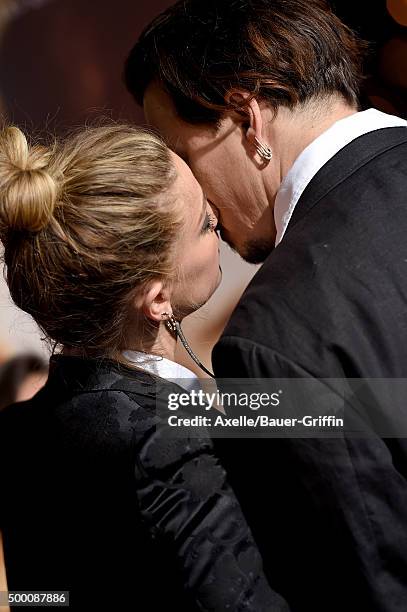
[{"xmin": 0, "ymin": 125, "xmax": 288, "ymax": 611}]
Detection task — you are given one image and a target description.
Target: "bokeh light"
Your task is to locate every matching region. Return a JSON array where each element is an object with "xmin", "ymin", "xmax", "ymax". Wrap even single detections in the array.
[{"xmin": 387, "ymin": 0, "xmax": 407, "ymax": 26}]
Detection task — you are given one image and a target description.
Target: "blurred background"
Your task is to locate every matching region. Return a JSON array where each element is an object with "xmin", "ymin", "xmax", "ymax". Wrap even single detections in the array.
[{"xmin": 0, "ymin": 0, "xmax": 406, "ymax": 402}]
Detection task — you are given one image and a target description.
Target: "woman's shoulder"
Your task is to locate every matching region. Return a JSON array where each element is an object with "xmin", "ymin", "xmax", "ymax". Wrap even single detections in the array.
[
  {"xmin": 2, "ymin": 355, "xmax": 189, "ymax": 455},
  {"xmin": 52, "ymin": 356, "xmax": 212, "ymax": 458},
  {"xmin": 46, "ymin": 353, "xmax": 184, "ymax": 429},
  {"xmin": 1, "ymin": 356, "xmax": 212, "ymax": 487},
  {"xmin": 47, "ymin": 354, "xmax": 181, "ymax": 401}
]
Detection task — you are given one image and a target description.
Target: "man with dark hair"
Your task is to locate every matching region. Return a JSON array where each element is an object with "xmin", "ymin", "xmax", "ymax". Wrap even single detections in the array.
[{"xmin": 125, "ymin": 1, "xmax": 407, "ymax": 610}]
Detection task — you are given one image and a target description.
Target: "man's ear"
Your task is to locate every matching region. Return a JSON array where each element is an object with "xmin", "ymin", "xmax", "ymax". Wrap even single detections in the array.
[
  {"xmin": 136, "ymin": 280, "xmax": 173, "ymax": 323},
  {"xmin": 224, "ymin": 89, "xmax": 264, "ymax": 144}
]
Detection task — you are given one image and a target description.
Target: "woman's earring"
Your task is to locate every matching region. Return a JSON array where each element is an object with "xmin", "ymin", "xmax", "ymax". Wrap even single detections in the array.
[
  {"xmin": 254, "ymin": 137, "xmax": 273, "ymax": 162},
  {"xmin": 161, "ymin": 312, "xmax": 215, "ymax": 378},
  {"xmin": 161, "ymin": 312, "xmax": 177, "ymax": 333}
]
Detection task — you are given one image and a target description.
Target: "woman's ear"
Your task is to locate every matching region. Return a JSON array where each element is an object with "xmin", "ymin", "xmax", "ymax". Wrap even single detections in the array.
[{"xmin": 137, "ymin": 280, "xmax": 173, "ymax": 323}]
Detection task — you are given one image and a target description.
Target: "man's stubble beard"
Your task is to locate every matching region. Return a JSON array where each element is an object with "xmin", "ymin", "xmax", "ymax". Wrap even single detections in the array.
[
  {"xmin": 242, "ymin": 236, "xmax": 276, "ymax": 264},
  {"xmin": 223, "ymin": 233, "xmax": 275, "ymax": 264}
]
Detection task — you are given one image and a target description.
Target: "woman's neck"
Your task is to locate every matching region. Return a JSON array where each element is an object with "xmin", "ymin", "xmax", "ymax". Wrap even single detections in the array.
[
  {"xmin": 62, "ymin": 323, "xmax": 178, "ymax": 362},
  {"xmin": 125, "ymin": 325, "xmax": 178, "ymax": 361}
]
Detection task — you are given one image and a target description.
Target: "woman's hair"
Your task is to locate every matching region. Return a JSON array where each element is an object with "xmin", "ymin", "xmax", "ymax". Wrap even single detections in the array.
[
  {"xmin": 0, "ymin": 124, "xmax": 180, "ymax": 358},
  {"xmin": 125, "ymin": 0, "xmax": 368, "ymax": 125}
]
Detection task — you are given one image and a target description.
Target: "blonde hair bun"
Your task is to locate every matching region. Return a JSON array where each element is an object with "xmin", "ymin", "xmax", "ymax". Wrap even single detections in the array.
[{"xmin": 0, "ymin": 126, "xmax": 57, "ymax": 233}]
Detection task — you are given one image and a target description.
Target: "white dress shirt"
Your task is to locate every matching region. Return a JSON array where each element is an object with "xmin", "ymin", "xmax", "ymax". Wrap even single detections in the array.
[
  {"xmin": 274, "ymin": 108, "xmax": 407, "ymax": 246},
  {"xmin": 122, "ymin": 350, "xmax": 199, "ymax": 391}
]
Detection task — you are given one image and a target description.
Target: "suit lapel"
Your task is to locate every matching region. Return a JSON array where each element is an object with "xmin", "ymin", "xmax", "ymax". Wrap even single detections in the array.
[{"xmin": 285, "ymin": 127, "xmax": 407, "ymax": 238}]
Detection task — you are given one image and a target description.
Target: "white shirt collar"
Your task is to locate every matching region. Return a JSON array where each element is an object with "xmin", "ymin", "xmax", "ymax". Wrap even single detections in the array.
[
  {"xmin": 274, "ymin": 108, "xmax": 407, "ymax": 246},
  {"xmin": 122, "ymin": 350, "xmax": 198, "ymax": 391}
]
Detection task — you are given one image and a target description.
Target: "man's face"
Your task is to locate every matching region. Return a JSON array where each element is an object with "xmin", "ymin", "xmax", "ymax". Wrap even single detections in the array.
[{"xmin": 144, "ymin": 82, "xmax": 277, "ymax": 263}]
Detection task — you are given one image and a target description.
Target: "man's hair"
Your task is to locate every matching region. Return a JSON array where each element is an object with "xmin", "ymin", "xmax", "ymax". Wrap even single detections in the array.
[{"xmin": 125, "ymin": 0, "xmax": 367, "ymax": 125}]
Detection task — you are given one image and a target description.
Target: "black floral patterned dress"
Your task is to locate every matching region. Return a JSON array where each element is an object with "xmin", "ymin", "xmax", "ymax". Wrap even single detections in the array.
[{"xmin": 0, "ymin": 355, "xmax": 289, "ymax": 611}]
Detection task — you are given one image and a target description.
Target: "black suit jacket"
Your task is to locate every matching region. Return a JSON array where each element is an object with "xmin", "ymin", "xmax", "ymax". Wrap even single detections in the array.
[
  {"xmin": 213, "ymin": 127, "xmax": 407, "ymax": 612},
  {"xmin": 0, "ymin": 356, "xmax": 289, "ymax": 611}
]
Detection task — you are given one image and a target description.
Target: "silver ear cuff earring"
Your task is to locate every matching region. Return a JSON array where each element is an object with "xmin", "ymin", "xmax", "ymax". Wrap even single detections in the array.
[
  {"xmin": 254, "ymin": 136, "xmax": 273, "ymax": 161},
  {"xmin": 161, "ymin": 312, "xmax": 215, "ymax": 378}
]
